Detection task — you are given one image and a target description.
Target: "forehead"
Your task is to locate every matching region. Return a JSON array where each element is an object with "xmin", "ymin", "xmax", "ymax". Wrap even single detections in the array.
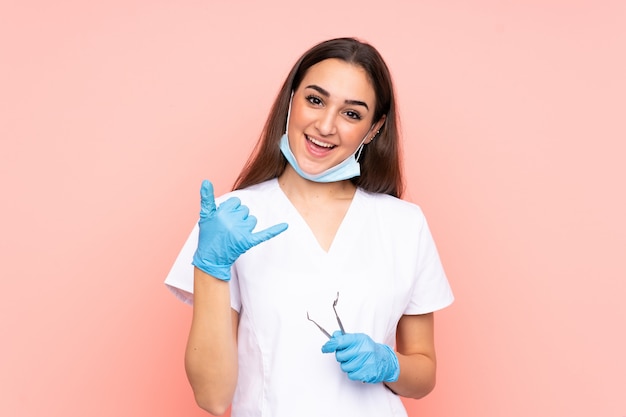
[{"xmin": 298, "ymin": 58, "xmax": 376, "ymax": 103}]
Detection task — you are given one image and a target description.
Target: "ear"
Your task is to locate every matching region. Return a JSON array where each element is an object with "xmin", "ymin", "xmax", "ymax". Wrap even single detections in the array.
[{"xmin": 366, "ymin": 114, "xmax": 387, "ymax": 144}]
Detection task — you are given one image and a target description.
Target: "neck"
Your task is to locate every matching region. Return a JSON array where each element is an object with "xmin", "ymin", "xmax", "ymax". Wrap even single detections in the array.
[{"xmin": 278, "ymin": 165, "xmax": 357, "ymax": 202}]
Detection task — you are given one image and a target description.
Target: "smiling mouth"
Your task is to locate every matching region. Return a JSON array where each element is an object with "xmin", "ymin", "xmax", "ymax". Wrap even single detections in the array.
[{"xmin": 306, "ymin": 135, "xmax": 336, "ymax": 149}]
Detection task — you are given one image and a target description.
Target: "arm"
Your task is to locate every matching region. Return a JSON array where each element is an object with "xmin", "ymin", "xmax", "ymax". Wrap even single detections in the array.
[
  {"xmin": 384, "ymin": 313, "xmax": 437, "ymax": 399},
  {"xmin": 185, "ymin": 268, "xmax": 239, "ymax": 415},
  {"xmin": 321, "ymin": 312, "xmax": 438, "ymax": 399},
  {"xmin": 183, "ymin": 180, "xmax": 288, "ymax": 415}
]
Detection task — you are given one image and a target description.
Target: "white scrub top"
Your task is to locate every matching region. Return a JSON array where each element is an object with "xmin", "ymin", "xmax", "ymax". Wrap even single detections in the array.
[{"xmin": 165, "ymin": 179, "xmax": 454, "ymax": 417}]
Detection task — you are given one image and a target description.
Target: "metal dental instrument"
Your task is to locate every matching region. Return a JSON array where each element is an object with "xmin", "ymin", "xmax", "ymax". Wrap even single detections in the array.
[
  {"xmin": 306, "ymin": 312, "xmax": 331, "ymax": 339},
  {"xmin": 307, "ymin": 292, "xmax": 346, "ymax": 339},
  {"xmin": 332, "ymin": 292, "xmax": 346, "ymax": 335}
]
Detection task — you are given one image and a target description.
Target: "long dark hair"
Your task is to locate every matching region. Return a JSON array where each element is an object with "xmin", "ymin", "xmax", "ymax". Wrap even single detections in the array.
[{"xmin": 232, "ymin": 37, "xmax": 404, "ymax": 198}]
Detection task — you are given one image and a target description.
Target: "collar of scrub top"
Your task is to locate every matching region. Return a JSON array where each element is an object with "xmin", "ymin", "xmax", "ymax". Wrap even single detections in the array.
[{"xmin": 306, "ymin": 292, "xmax": 346, "ymax": 339}]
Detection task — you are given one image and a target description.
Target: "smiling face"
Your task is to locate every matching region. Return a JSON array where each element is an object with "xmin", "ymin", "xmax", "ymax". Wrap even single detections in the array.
[{"xmin": 286, "ymin": 58, "xmax": 385, "ymax": 177}]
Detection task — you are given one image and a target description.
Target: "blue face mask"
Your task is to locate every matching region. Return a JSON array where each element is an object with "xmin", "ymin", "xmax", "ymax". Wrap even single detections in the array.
[{"xmin": 279, "ymin": 133, "xmax": 365, "ymax": 183}]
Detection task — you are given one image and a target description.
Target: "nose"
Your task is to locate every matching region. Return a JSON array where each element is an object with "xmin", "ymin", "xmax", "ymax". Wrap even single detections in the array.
[{"xmin": 315, "ymin": 108, "xmax": 337, "ymax": 136}]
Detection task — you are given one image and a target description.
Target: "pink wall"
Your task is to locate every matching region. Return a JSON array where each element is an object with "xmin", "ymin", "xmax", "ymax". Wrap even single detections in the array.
[{"xmin": 1, "ymin": 1, "xmax": 625, "ymax": 416}]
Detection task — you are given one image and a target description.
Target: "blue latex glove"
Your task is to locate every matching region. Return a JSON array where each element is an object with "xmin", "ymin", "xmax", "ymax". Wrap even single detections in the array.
[
  {"xmin": 192, "ymin": 180, "xmax": 288, "ymax": 281},
  {"xmin": 321, "ymin": 331, "xmax": 400, "ymax": 384}
]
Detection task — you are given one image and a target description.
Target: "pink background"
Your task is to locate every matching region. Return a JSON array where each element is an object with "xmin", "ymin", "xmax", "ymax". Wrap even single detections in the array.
[{"xmin": 1, "ymin": 1, "xmax": 625, "ymax": 416}]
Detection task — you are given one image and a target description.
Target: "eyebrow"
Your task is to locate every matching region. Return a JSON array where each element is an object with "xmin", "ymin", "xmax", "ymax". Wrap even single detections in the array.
[{"xmin": 305, "ymin": 84, "xmax": 369, "ymax": 110}]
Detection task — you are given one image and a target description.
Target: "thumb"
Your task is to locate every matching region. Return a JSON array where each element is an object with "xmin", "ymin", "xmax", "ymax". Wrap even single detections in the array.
[
  {"xmin": 321, "ymin": 330, "xmax": 345, "ymax": 353},
  {"xmin": 321, "ymin": 336, "xmax": 340, "ymax": 354},
  {"xmin": 199, "ymin": 180, "xmax": 217, "ymax": 218},
  {"xmin": 248, "ymin": 222, "xmax": 289, "ymax": 247}
]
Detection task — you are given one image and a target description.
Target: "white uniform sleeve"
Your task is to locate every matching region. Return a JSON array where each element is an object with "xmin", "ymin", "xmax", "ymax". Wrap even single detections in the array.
[
  {"xmin": 163, "ymin": 222, "xmax": 242, "ymax": 311},
  {"xmin": 405, "ymin": 214, "xmax": 454, "ymax": 314},
  {"xmin": 164, "ymin": 224, "xmax": 199, "ymax": 305}
]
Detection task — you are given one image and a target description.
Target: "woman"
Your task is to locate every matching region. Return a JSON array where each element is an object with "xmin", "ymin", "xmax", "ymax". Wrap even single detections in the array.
[{"xmin": 165, "ymin": 37, "xmax": 453, "ymax": 417}]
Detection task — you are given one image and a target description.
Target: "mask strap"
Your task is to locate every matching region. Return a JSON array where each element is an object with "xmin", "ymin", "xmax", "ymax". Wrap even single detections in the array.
[
  {"xmin": 355, "ymin": 124, "xmax": 376, "ymax": 162},
  {"xmin": 355, "ymin": 143, "xmax": 366, "ymax": 162},
  {"xmin": 285, "ymin": 92, "xmax": 294, "ymax": 134}
]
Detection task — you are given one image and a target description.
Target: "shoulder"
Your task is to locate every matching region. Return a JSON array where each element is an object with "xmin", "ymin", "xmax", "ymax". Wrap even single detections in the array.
[{"xmin": 357, "ymin": 189, "xmax": 427, "ymax": 224}]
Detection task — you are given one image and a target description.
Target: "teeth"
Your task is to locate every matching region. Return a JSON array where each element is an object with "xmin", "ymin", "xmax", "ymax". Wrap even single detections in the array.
[{"xmin": 307, "ymin": 136, "xmax": 335, "ymax": 148}]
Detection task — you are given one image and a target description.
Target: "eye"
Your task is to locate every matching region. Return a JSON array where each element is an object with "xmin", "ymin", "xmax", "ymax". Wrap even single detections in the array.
[
  {"xmin": 306, "ymin": 95, "xmax": 323, "ymax": 106},
  {"xmin": 344, "ymin": 110, "xmax": 362, "ymax": 120}
]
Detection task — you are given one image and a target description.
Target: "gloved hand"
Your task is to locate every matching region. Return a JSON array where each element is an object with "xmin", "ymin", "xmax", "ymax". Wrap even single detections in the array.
[
  {"xmin": 321, "ymin": 331, "xmax": 400, "ymax": 384},
  {"xmin": 192, "ymin": 180, "xmax": 288, "ymax": 281}
]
